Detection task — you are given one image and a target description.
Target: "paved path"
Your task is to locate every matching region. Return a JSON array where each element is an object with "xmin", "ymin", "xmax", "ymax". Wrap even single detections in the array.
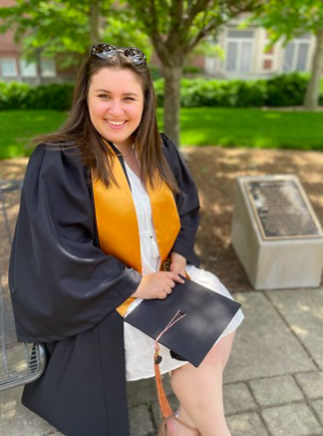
[{"xmin": 1, "ymin": 288, "xmax": 323, "ymax": 436}]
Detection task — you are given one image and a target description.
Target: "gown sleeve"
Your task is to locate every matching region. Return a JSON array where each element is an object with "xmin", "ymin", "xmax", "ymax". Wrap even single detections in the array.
[
  {"xmin": 9, "ymin": 143, "xmax": 142, "ymax": 343},
  {"xmin": 160, "ymin": 133, "xmax": 200, "ymax": 267}
]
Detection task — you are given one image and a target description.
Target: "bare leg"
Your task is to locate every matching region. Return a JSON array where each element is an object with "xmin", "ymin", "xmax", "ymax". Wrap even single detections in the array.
[{"xmin": 169, "ymin": 330, "xmax": 236, "ymax": 436}]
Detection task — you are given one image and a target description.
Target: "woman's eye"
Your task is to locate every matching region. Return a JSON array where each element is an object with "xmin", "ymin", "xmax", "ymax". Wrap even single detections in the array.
[{"xmin": 97, "ymin": 95, "xmax": 134, "ymax": 101}]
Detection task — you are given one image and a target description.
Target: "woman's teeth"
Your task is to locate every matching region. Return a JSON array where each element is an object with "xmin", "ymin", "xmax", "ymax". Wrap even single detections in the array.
[{"xmin": 107, "ymin": 120, "xmax": 127, "ymax": 125}]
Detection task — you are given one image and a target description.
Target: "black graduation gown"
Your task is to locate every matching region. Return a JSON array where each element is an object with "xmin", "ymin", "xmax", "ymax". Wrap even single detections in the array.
[{"xmin": 8, "ymin": 133, "xmax": 200, "ymax": 436}]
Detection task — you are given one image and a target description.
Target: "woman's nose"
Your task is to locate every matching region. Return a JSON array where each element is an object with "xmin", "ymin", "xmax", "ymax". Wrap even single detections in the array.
[{"xmin": 108, "ymin": 100, "xmax": 124, "ymax": 116}]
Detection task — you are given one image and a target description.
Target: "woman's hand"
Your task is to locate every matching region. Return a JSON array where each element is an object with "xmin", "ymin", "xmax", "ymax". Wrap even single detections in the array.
[
  {"xmin": 170, "ymin": 251, "xmax": 187, "ymax": 277},
  {"xmin": 131, "ymin": 271, "xmax": 185, "ymax": 300}
]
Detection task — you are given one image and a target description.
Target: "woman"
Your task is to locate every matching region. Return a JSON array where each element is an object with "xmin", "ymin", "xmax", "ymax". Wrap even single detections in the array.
[{"xmin": 9, "ymin": 43, "xmax": 244, "ymax": 436}]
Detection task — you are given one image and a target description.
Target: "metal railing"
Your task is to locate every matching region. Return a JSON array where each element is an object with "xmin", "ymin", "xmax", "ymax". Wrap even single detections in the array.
[{"xmin": 0, "ymin": 180, "xmax": 46, "ymax": 392}]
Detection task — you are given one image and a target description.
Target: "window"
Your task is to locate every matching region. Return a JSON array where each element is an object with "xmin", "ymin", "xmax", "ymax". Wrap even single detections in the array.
[
  {"xmin": 41, "ymin": 59, "xmax": 56, "ymax": 77},
  {"xmin": 227, "ymin": 42, "xmax": 238, "ymax": 71},
  {"xmin": 225, "ymin": 30, "xmax": 254, "ymax": 73},
  {"xmin": 263, "ymin": 59, "xmax": 273, "ymax": 70},
  {"xmin": 0, "ymin": 58, "xmax": 18, "ymax": 77},
  {"xmin": 283, "ymin": 34, "xmax": 311, "ymax": 72},
  {"xmin": 227, "ymin": 30, "xmax": 254, "ymax": 38},
  {"xmin": 297, "ymin": 43, "xmax": 309, "ymax": 70},
  {"xmin": 20, "ymin": 59, "xmax": 37, "ymax": 77}
]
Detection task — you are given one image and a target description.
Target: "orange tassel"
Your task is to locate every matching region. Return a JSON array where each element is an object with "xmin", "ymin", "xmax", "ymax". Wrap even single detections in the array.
[
  {"xmin": 153, "ymin": 310, "xmax": 187, "ymax": 419},
  {"xmin": 154, "ymin": 343, "xmax": 173, "ymax": 418}
]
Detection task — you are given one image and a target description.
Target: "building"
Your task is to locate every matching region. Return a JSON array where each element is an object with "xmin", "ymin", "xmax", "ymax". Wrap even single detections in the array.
[{"xmin": 204, "ymin": 16, "xmax": 315, "ymax": 79}]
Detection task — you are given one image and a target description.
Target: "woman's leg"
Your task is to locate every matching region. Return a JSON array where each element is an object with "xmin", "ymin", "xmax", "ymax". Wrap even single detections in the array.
[{"xmin": 170, "ymin": 330, "xmax": 236, "ymax": 436}]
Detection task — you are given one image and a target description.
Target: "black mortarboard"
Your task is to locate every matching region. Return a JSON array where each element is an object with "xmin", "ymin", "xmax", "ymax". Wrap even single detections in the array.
[{"xmin": 124, "ymin": 276, "xmax": 242, "ymax": 368}]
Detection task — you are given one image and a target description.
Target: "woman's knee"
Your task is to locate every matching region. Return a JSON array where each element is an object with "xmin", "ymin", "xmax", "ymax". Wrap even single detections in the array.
[{"xmin": 202, "ymin": 330, "xmax": 236, "ymax": 368}]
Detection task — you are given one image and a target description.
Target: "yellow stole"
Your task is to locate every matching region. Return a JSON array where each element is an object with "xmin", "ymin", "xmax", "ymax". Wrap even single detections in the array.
[{"xmin": 91, "ymin": 142, "xmax": 181, "ymax": 316}]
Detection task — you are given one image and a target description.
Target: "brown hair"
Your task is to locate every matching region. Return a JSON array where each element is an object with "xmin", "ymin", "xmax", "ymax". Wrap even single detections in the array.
[{"xmin": 34, "ymin": 48, "xmax": 178, "ymax": 191}]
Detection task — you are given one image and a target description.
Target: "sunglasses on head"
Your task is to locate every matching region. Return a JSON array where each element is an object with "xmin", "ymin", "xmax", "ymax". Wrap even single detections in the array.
[{"xmin": 91, "ymin": 43, "xmax": 147, "ymax": 65}]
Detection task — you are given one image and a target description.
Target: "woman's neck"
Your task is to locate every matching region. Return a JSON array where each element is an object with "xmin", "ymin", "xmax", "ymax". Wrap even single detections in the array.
[{"xmin": 113, "ymin": 138, "xmax": 133, "ymax": 155}]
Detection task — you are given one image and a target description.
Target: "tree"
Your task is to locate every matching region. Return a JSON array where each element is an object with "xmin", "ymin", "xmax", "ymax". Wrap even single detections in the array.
[
  {"xmin": 250, "ymin": 0, "xmax": 323, "ymax": 110},
  {"xmin": 119, "ymin": 0, "xmax": 263, "ymax": 145},
  {"xmin": 0, "ymin": 0, "xmax": 152, "ymax": 72}
]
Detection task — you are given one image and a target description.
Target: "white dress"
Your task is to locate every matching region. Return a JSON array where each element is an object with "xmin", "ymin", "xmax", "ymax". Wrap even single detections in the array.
[{"xmin": 123, "ymin": 163, "xmax": 245, "ymax": 381}]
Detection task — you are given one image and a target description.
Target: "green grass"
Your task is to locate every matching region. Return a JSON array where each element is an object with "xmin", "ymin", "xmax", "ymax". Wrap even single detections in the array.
[
  {"xmin": 1, "ymin": 108, "xmax": 323, "ymax": 159},
  {"xmin": 0, "ymin": 110, "xmax": 68, "ymax": 159},
  {"xmin": 176, "ymin": 108, "xmax": 323, "ymax": 150},
  {"xmin": 158, "ymin": 108, "xmax": 323, "ymax": 150}
]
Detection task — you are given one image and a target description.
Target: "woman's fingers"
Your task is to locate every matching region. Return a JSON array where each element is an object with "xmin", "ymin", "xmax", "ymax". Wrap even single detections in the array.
[
  {"xmin": 170, "ymin": 260, "xmax": 186, "ymax": 276},
  {"xmin": 166, "ymin": 279, "xmax": 175, "ymax": 288},
  {"xmin": 157, "ymin": 273, "xmax": 185, "ymax": 299},
  {"xmin": 133, "ymin": 271, "xmax": 185, "ymax": 300},
  {"xmin": 164, "ymin": 271, "xmax": 185, "ymax": 283}
]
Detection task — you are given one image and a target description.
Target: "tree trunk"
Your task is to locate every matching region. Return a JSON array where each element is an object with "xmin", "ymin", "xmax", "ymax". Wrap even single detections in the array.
[
  {"xmin": 36, "ymin": 47, "xmax": 43, "ymax": 85},
  {"xmin": 304, "ymin": 28, "xmax": 323, "ymax": 110},
  {"xmin": 163, "ymin": 63, "xmax": 183, "ymax": 147},
  {"xmin": 89, "ymin": 0, "xmax": 101, "ymax": 48}
]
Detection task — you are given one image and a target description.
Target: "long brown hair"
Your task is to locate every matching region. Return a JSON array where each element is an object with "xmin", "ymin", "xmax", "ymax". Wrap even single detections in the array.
[{"xmin": 34, "ymin": 47, "xmax": 178, "ymax": 191}]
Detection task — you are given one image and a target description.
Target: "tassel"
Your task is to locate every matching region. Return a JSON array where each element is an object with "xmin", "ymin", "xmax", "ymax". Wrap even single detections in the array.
[
  {"xmin": 154, "ymin": 342, "xmax": 173, "ymax": 418},
  {"xmin": 154, "ymin": 309, "xmax": 187, "ymax": 419}
]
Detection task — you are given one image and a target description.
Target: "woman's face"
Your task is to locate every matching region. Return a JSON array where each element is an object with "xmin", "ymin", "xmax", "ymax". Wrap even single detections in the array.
[{"xmin": 87, "ymin": 67, "xmax": 145, "ymax": 148}]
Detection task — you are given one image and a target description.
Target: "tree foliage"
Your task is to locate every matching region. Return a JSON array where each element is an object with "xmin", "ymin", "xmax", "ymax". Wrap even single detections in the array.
[
  {"xmin": 0, "ymin": 0, "xmax": 152, "ymax": 68},
  {"xmin": 251, "ymin": 0, "xmax": 323, "ymax": 43},
  {"xmin": 250, "ymin": 0, "xmax": 323, "ymax": 110}
]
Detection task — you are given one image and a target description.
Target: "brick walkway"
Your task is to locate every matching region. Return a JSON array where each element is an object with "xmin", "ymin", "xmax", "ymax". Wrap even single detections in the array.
[{"xmin": 1, "ymin": 288, "xmax": 323, "ymax": 435}]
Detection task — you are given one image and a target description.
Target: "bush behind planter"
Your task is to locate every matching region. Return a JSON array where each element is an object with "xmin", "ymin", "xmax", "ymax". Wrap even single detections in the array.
[{"xmin": 1, "ymin": 73, "xmax": 322, "ymax": 110}]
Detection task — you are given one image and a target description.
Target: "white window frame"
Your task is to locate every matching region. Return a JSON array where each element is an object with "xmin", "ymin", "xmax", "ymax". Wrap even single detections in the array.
[
  {"xmin": 0, "ymin": 58, "xmax": 18, "ymax": 78},
  {"xmin": 283, "ymin": 34, "xmax": 311, "ymax": 72},
  {"xmin": 40, "ymin": 59, "xmax": 57, "ymax": 78},
  {"xmin": 225, "ymin": 30, "xmax": 254, "ymax": 74},
  {"xmin": 19, "ymin": 59, "xmax": 37, "ymax": 78}
]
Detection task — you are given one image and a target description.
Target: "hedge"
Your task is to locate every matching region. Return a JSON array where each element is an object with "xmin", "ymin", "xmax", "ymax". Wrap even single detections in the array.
[
  {"xmin": 155, "ymin": 73, "xmax": 323, "ymax": 108},
  {"xmin": 0, "ymin": 82, "xmax": 74, "ymax": 111},
  {"xmin": 1, "ymin": 73, "xmax": 322, "ymax": 111}
]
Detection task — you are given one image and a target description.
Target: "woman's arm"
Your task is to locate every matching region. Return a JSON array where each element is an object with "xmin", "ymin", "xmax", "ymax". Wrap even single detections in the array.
[{"xmin": 9, "ymin": 143, "xmax": 142, "ymax": 343}]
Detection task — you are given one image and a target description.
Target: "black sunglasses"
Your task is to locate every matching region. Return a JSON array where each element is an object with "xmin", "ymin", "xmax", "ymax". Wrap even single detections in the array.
[{"xmin": 91, "ymin": 43, "xmax": 147, "ymax": 65}]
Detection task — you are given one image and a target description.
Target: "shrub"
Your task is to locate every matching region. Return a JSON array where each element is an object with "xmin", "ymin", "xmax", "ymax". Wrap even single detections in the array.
[
  {"xmin": 0, "ymin": 82, "xmax": 30, "ymax": 110},
  {"xmin": 32, "ymin": 83, "xmax": 74, "ymax": 110},
  {"xmin": 265, "ymin": 73, "xmax": 309, "ymax": 106},
  {"xmin": 0, "ymin": 82, "xmax": 74, "ymax": 111},
  {"xmin": 154, "ymin": 73, "xmax": 320, "ymax": 108}
]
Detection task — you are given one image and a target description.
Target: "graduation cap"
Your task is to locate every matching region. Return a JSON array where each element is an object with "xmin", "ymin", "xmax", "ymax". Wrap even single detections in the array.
[{"xmin": 124, "ymin": 276, "xmax": 241, "ymax": 418}]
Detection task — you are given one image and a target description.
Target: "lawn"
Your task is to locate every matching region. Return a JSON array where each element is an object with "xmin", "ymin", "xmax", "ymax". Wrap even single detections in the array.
[
  {"xmin": 1, "ymin": 108, "xmax": 323, "ymax": 159},
  {"xmin": 0, "ymin": 110, "xmax": 68, "ymax": 159},
  {"xmin": 176, "ymin": 108, "xmax": 323, "ymax": 150}
]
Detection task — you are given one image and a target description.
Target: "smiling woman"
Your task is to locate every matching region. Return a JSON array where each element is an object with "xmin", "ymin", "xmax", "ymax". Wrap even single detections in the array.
[
  {"xmin": 87, "ymin": 69, "xmax": 144, "ymax": 152},
  {"xmin": 8, "ymin": 43, "xmax": 244, "ymax": 436}
]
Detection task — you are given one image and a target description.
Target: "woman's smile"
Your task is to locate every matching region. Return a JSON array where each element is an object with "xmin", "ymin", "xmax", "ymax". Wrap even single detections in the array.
[{"xmin": 105, "ymin": 119, "xmax": 128, "ymax": 129}]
